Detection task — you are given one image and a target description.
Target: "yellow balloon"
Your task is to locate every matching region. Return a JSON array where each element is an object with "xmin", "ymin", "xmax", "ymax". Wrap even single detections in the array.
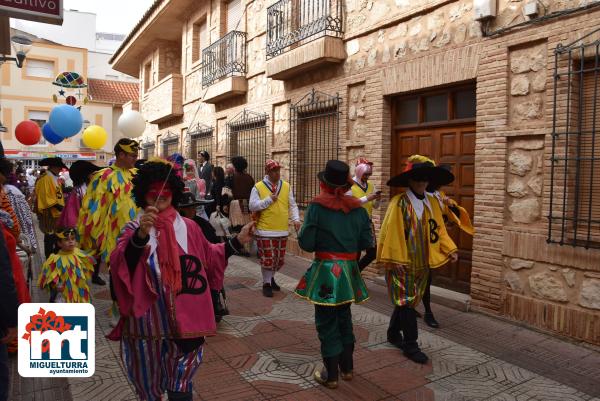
[{"xmin": 82, "ymin": 125, "xmax": 108, "ymax": 150}]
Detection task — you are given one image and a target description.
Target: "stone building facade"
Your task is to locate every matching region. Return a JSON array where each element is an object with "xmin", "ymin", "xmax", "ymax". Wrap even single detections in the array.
[{"xmin": 111, "ymin": 0, "xmax": 600, "ymax": 344}]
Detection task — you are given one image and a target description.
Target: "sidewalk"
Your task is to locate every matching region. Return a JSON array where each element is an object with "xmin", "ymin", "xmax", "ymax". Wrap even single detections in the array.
[{"xmin": 10, "ymin": 252, "xmax": 600, "ymax": 400}]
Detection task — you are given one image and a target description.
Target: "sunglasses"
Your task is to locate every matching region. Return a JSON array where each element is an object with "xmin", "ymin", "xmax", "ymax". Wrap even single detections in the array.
[{"xmin": 56, "ymin": 228, "xmax": 77, "ymax": 240}]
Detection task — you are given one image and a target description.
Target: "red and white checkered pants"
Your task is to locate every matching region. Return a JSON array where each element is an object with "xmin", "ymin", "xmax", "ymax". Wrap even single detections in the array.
[{"xmin": 256, "ymin": 236, "xmax": 288, "ymax": 271}]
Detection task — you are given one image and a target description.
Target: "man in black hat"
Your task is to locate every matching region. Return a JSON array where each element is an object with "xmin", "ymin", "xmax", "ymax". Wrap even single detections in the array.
[
  {"xmin": 293, "ymin": 160, "xmax": 373, "ymax": 389},
  {"xmin": 377, "ymin": 155, "xmax": 458, "ymax": 364},
  {"xmin": 198, "ymin": 151, "xmax": 213, "ymax": 194},
  {"xmin": 34, "ymin": 157, "xmax": 67, "ymax": 258}
]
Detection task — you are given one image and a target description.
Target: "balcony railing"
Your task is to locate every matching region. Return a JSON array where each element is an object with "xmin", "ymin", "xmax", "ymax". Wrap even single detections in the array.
[
  {"xmin": 266, "ymin": 0, "xmax": 343, "ymax": 60},
  {"xmin": 202, "ymin": 31, "xmax": 247, "ymax": 88}
]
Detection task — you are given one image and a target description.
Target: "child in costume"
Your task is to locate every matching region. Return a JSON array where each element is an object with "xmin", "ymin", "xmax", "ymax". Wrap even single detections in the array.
[
  {"xmin": 108, "ymin": 159, "xmax": 254, "ymax": 401},
  {"xmin": 347, "ymin": 157, "xmax": 382, "ymax": 271},
  {"xmin": 294, "ymin": 160, "xmax": 373, "ymax": 389},
  {"xmin": 377, "ymin": 155, "xmax": 458, "ymax": 364},
  {"xmin": 422, "ymin": 161, "xmax": 474, "ymax": 328},
  {"xmin": 38, "ymin": 227, "xmax": 95, "ymax": 303}
]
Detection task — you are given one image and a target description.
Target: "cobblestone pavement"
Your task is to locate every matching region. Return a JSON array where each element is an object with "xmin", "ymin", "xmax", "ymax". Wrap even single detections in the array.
[{"xmin": 10, "ymin": 249, "xmax": 600, "ymax": 400}]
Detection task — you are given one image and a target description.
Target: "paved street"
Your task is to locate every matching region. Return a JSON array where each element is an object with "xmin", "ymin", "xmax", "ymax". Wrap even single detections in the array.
[{"xmin": 9, "ymin": 248, "xmax": 600, "ymax": 401}]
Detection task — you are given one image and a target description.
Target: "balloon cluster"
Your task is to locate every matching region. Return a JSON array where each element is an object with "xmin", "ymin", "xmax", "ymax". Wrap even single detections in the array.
[{"xmin": 15, "ymin": 107, "xmax": 146, "ymax": 149}]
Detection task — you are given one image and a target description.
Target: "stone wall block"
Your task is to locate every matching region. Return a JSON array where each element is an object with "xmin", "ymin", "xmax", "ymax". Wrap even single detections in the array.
[
  {"xmin": 504, "ymin": 271, "xmax": 524, "ymax": 293},
  {"xmin": 562, "ymin": 268, "xmax": 576, "ymax": 288},
  {"xmin": 528, "ymin": 175, "xmax": 542, "ymax": 196},
  {"xmin": 529, "ymin": 272, "xmax": 568, "ymax": 302},
  {"xmin": 511, "ymin": 75, "xmax": 530, "ymax": 96},
  {"xmin": 509, "ymin": 198, "xmax": 541, "ymax": 223},
  {"xmin": 507, "ymin": 179, "xmax": 528, "ymax": 198},
  {"xmin": 508, "ymin": 150, "xmax": 533, "ymax": 176},
  {"xmin": 579, "ymin": 279, "xmax": 600, "ymax": 310},
  {"xmin": 508, "ymin": 258, "xmax": 535, "ymax": 270}
]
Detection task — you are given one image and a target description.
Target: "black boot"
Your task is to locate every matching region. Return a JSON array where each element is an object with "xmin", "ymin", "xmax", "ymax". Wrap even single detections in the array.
[
  {"xmin": 262, "ymin": 283, "xmax": 273, "ymax": 297},
  {"xmin": 167, "ymin": 390, "xmax": 193, "ymax": 401},
  {"xmin": 424, "ymin": 312, "xmax": 439, "ymax": 328},
  {"xmin": 92, "ymin": 262, "xmax": 106, "ymax": 285},
  {"xmin": 211, "ymin": 289, "xmax": 226, "ymax": 322},
  {"xmin": 339, "ymin": 343, "xmax": 354, "ymax": 381},
  {"xmin": 387, "ymin": 306, "xmax": 404, "ymax": 349},
  {"xmin": 402, "ymin": 307, "xmax": 428, "ymax": 364},
  {"xmin": 314, "ymin": 355, "xmax": 339, "ymax": 389},
  {"xmin": 271, "ymin": 277, "xmax": 281, "ymax": 291}
]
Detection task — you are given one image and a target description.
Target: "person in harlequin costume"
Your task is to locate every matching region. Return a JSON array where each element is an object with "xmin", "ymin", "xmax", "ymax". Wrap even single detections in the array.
[
  {"xmin": 346, "ymin": 157, "xmax": 382, "ymax": 271},
  {"xmin": 421, "ymin": 160, "xmax": 474, "ymax": 328},
  {"xmin": 107, "ymin": 159, "xmax": 255, "ymax": 401},
  {"xmin": 78, "ymin": 139, "xmax": 139, "ymax": 325},
  {"xmin": 34, "ymin": 157, "xmax": 67, "ymax": 258},
  {"xmin": 294, "ymin": 160, "xmax": 373, "ymax": 389},
  {"xmin": 249, "ymin": 159, "xmax": 301, "ymax": 297},
  {"xmin": 38, "ymin": 227, "xmax": 95, "ymax": 303},
  {"xmin": 377, "ymin": 155, "xmax": 458, "ymax": 364}
]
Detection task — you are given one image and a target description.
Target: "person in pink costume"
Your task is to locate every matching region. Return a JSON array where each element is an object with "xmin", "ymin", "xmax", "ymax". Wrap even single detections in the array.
[{"xmin": 108, "ymin": 159, "xmax": 254, "ymax": 401}]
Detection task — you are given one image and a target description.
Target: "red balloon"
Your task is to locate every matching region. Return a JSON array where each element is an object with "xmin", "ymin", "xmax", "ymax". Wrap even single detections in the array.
[
  {"xmin": 15, "ymin": 120, "xmax": 42, "ymax": 146},
  {"xmin": 66, "ymin": 96, "xmax": 77, "ymax": 106}
]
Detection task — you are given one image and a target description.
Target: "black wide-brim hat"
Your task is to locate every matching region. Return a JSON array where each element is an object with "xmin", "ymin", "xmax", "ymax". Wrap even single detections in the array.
[
  {"xmin": 39, "ymin": 157, "xmax": 67, "ymax": 169},
  {"xmin": 387, "ymin": 161, "xmax": 454, "ymax": 187},
  {"xmin": 317, "ymin": 160, "xmax": 352, "ymax": 188},
  {"xmin": 69, "ymin": 161, "xmax": 102, "ymax": 184},
  {"xmin": 178, "ymin": 192, "xmax": 214, "ymax": 208},
  {"xmin": 427, "ymin": 164, "xmax": 455, "ymax": 189}
]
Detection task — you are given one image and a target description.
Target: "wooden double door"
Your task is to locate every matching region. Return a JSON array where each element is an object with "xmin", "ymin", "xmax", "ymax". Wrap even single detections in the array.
[{"xmin": 391, "ymin": 124, "xmax": 476, "ymax": 294}]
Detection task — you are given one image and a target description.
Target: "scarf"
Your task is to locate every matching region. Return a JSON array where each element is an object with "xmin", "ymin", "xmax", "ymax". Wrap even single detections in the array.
[
  {"xmin": 311, "ymin": 182, "xmax": 362, "ymax": 214},
  {"xmin": 153, "ymin": 206, "xmax": 182, "ymax": 293}
]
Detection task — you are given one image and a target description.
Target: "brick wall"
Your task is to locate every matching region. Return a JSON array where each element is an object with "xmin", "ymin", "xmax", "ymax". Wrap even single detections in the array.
[{"xmin": 124, "ymin": 0, "xmax": 600, "ymax": 344}]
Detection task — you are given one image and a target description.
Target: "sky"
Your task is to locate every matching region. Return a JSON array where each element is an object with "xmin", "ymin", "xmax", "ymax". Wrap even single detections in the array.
[{"xmin": 63, "ymin": 0, "xmax": 155, "ymax": 34}]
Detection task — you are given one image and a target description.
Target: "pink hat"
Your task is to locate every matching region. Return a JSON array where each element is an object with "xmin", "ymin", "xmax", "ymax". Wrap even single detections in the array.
[
  {"xmin": 265, "ymin": 159, "xmax": 281, "ymax": 171},
  {"xmin": 356, "ymin": 157, "xmax": 373, "ymax": 166}
]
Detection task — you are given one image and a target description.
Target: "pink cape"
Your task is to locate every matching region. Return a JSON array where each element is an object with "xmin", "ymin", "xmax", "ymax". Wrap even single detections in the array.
[{"xmin": 107, "ymin": 217, "xmax": 226, "ymax": 340}]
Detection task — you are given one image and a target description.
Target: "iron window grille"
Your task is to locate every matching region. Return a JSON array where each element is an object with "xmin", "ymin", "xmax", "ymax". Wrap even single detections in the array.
[
  {"xmin": 161, "ymin": 131, "xmax": 180, "ymax": 158},
  {"xmin": 290, "ymin": 89, "xmax": 341, "ymax": 207},
  {"xmin": 266, "ymin": 0, "xmax": 343, "ymax": 59},
  {"xmin": 548, "ymin": 28, "xmax": 600, "ymax": 249},
  {"xmin": 188, "ymin": 123, "xmax": 214, "ymax": 160},
  {"xmin": 202, "ymin": 31, "xmax": 247, "ymax": 88},
  {"xmin": 226, "ymin": 109, "xmax": 269, "ymax": 181},
  {"xmin": 140, "ymin": 138, "xmax": 156, "ymax": 159}
]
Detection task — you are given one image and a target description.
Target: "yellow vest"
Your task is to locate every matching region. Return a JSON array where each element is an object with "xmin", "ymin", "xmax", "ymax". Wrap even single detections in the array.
[
  {"xmin": 256, "ymin": 180, "xmax": 290, "ymax": 232},
  {"xmin": 351, "ymin": 181, "xmax": 374, "ymax": 217}
]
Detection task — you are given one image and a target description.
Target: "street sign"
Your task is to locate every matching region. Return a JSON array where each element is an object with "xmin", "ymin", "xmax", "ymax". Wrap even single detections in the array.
[{"xmin": 0, "ymin": 0, "xmax": 63, "ymax": 25}]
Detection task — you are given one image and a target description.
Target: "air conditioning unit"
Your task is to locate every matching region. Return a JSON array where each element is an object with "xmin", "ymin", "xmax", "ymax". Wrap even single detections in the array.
[{"xmin": 473, "ymin": 0, "xmax": 497, "ymax": 20}]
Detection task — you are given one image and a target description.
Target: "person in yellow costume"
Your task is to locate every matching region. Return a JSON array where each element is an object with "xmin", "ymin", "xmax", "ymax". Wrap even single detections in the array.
[
  {"xmin": 421, "ymin": 161, "xmax": 474, "ymax": 328},
  {"xmin": 78, "ymin": 138, "xmax": 139, "ymax": 323},
  {"xmin": 34, "ymin": 157, "xmax": 67, "ymax": 258},
  {"xmin": 249, "ymin": 159, "xmax": 301, "ymax": 297},
  {"xmin": 377, "ymin": 155, "xmax": 458, "ymax": 364},
  {"xmin": 346, "ymin": 157, "xmax": 382, "ymax": 271}
]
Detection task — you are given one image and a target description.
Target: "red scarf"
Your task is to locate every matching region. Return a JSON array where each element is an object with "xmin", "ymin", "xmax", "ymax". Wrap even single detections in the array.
[
  {"xmin": 154, "ymin": 206, "xmax": 182, "ymax": 293},
  {"xmin": 311, "ymin": 182, "xmax": 362, "ymax": 214}
]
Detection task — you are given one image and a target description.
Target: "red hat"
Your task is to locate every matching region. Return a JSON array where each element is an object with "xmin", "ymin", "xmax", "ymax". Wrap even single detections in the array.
[
  {"xmin": 265, "ymin": 159, "xmax": 281, "ymax": 171},
  {"xmin": 356, "ymin": 157, "xmax": 373, "ymax": 166}
]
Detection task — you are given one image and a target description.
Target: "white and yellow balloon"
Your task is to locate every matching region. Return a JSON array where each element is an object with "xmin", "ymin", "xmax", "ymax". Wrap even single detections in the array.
[
  {"xmin": 118, "ymin": 111, "xmax": 146, "ymax": 138},
  {"xmin": 82, "ymin": 125, "xmax": 108, "ymax": 149}
]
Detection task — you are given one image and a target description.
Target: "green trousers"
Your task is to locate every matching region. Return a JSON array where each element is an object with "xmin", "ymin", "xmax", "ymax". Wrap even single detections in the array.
[{"xmin": 314, "ymin": 303, "xmax": 355, "ymax": 358}]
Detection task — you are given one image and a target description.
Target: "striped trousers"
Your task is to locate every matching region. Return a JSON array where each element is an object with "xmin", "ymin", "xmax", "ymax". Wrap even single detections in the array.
[{"xmin": 121, "ymin": 337, "xmax": 203, "ymax": 401}]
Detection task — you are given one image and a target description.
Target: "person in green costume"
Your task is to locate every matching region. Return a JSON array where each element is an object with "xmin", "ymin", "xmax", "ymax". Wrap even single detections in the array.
[{"xmin": 294, "ymin": 160, "xmax": 373, "ymax": 389}]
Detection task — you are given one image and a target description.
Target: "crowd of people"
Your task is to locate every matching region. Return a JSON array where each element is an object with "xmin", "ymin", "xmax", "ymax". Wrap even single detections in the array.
[{"xmin": 0, "ymin": 139, "xmax": 473, "ymax": 401}]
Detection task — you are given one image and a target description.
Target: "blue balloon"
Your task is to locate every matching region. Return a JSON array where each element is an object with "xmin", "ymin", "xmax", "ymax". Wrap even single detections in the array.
[
  {"xmin": 49, "ymin": 105, "xmax": 83, "ymax": 138},
  {"xmin": 42, "ymin": 123, "xmax": 63, "ymax": 145}
]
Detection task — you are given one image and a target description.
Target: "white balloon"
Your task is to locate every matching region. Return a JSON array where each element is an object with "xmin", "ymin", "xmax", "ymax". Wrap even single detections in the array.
[{"xmin": 118, "ymin": 111, "xmax": 146, "ymax": 138}]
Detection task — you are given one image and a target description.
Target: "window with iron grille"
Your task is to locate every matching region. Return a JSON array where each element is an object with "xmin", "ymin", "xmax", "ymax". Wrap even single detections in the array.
[
  {"xmin": 161, "ymin": 131, "xmax": 180, "ymax": 158},
  {"xmin": 266, "ymin": 0, "xmax": 343, "ymax": 59},
  {"xmin": 290, "ymin": 89, "xmax": 340, "ymax": 207},
  {"xmin": 142, "ymin": 143, "xmax": 155, "ymax": 159},
  {"xmin": 188, "ymin": 123, "xmax": 214, "ymax": 160},
  {"xmin": 549, "ymin": 29, "xmax": 600, "ymax": 249},
  {"xmin": 226, "ymin": 110, "xmax": 268, "ymax": 181}
]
